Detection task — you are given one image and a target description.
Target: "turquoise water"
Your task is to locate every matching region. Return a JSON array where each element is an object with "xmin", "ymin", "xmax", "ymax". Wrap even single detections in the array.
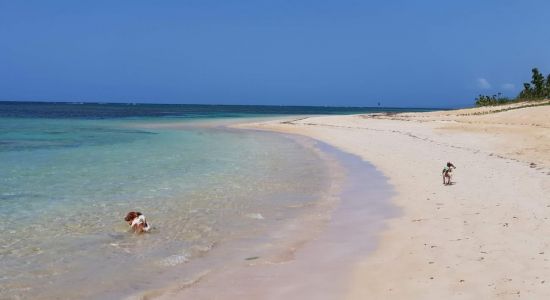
[
  {"xmin": 0, "ymin": 116, "xmax": 334, "ymax": 299},
  {"xmin": 0, "ymin": 102, "xmax": 422, "ymax": 299}
]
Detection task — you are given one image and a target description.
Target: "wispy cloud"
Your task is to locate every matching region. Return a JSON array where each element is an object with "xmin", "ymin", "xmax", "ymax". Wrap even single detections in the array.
[
  {"xmin": 501, "ymin": 83, "xmax": 515, "ymax": 90},
  {"xmin": 477, "ymin": 78, "xmax": 491, "ymax": 89}
]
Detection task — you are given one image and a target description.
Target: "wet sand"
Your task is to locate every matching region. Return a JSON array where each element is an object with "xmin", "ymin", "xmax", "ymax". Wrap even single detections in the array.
[{"xmin": 140, "ymin": 137, "xmax": 395, "ymax": 300}]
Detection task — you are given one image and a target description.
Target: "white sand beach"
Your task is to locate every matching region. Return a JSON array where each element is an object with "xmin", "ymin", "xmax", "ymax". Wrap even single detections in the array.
[
  {"xmin": 146, "ymin": 101, "xmax": 550, "ymax": 299},
  {"xmin": 235, "ymin": 101, "xmax": 550, "ymax": 299}
]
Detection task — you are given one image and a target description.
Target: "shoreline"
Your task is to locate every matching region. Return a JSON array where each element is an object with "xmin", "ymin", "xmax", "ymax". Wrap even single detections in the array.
[
  {"xmin": 0, "ymin": 118, "xmax": 348, "ymax": 300},
  {"xmin": 119, "ymin": 129, "xmax": 351, "ymax": 300},
  {"xmin": 143, "ymin": 129, "xmax": 396, "ymax": 299},
  {"xmin": 236, "ymin": 103, "xmax": 550, "ymax": 299}
]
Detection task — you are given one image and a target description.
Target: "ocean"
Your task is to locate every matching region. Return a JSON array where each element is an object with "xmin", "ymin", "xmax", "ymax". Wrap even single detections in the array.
[{"xmin": 0, "ymin": 102, "xmax": 421, "ymax": 299}]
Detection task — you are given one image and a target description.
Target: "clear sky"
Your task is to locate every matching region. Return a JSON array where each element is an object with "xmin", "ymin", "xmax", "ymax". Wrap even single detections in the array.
[{"xmin": 1, "ymin": 0, "xmax": 549, "ymax": 108}]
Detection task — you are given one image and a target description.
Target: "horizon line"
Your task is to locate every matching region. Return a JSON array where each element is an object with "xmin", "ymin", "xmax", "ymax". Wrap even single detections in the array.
[{"xmin": 0, "ymin": 99, "xmax": 461, "ymax": 110}]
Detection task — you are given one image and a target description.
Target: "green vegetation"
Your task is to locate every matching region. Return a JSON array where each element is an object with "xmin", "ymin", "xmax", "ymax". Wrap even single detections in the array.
[
  {"xmin": 475, "ymin": 68, "xmax": 550, "ymax": 107},
  {"xmin": 474, "ymin": 93, "xmax": 512, "ymax": 106},
  {"xmin": 518, "ymin": 68, "xmax": 550, "ymax": 100}
]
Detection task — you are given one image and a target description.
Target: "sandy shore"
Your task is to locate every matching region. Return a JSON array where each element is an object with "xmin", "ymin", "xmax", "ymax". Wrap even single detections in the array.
[{"xmin": 235, "ymin": 101, "xmax": 550, "ymax": 299}]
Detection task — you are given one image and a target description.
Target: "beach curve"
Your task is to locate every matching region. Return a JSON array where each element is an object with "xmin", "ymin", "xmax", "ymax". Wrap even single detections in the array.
[{"xmin": 236, "ymin": 102, "xmax": 550, "ymax": 299}]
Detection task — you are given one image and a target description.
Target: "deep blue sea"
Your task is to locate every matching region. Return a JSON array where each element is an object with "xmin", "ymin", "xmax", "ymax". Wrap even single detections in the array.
[
  {"xmin": 0, "ymin": 101, "xmax": 433, "ymax": 119},
  {"xmin": 0, "ymin": 102, "xmax": 425, "ymax": 299}
]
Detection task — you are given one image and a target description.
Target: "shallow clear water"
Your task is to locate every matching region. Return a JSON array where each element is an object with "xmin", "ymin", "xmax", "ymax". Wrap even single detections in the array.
[
  {"xmin": 0, "ymin": 102, "xmax": 417, "ymax": 299},
  {"xmin": 0, "ymin": 116, "xmax": 333, "ymax": 299}
]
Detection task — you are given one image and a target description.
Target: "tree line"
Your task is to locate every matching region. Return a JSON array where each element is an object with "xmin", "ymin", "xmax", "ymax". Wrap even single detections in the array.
[{"xmin": 475, "ymin": 68, "xmax": 550, "ymax": 106}]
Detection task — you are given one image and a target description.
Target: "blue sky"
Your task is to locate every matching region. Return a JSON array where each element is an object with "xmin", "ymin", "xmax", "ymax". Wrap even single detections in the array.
[{"xmin": 1, "ymin": 0, "xmax": 549, "ymax": 108}]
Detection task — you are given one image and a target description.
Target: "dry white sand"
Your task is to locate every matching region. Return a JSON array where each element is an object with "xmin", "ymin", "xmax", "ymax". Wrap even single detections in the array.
[{"xmin": 235, "ymin": 101, "xmax": 550, "ymax": 299}]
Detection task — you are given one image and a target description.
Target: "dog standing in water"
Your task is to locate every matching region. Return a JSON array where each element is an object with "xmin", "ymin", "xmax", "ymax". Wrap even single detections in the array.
[{"xmin": 124, "ymin": 211, "xmax": 151, "ymax": 233}]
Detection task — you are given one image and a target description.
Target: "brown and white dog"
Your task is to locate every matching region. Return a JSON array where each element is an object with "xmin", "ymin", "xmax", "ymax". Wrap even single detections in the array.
[{"xmin": 124, "ymin": 211, "xmax": 151, "ymax": 233}]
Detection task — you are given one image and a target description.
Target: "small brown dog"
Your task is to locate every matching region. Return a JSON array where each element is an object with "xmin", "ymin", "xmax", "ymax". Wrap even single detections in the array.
[{"xmin": 124, "ymin": 211, "xmax": 151, "ymax": 233}]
